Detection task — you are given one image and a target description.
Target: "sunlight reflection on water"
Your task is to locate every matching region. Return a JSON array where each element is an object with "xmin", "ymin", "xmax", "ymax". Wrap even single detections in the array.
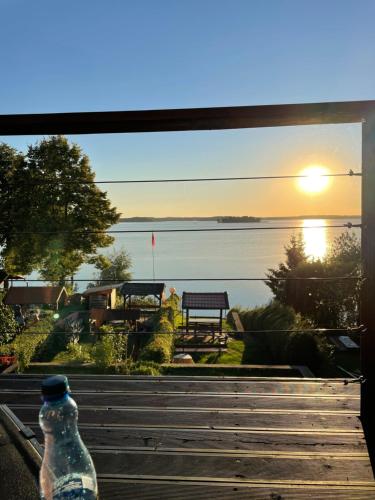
[{"xmin": 302, "ymin": 219, "xmax": 327, "ymax": 261}]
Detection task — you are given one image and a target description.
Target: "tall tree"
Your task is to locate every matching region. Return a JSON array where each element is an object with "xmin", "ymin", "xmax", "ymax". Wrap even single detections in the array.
[
  {"xmin": 89, "ymin": 248, "xmax": 132, "ymax": 286},
  {"xmin": 266, "ymin": 232, "xmax": 361, "ymax": 327},
  {"xmin": 0, "ymin": 136, "xmax": 120, "ymax": 282}
]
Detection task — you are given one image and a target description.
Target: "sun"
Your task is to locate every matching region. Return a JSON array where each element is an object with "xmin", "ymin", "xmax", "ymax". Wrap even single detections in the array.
[{"xmin": 297, "ymin": 166, "xmax": 330, "ymax": 194}]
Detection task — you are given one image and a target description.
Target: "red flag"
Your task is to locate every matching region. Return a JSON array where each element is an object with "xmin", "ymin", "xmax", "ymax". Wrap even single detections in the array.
[{"xmin": 152, "ymin": 232, "xmax": 155, "ymax": 248}]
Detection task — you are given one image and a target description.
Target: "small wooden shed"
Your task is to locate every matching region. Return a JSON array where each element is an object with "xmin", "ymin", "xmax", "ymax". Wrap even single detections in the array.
[
  {"xmin": 3, "ymin": 286, "xmax": 68, "ymax": 310},
  {"xmin": 82, "ymin": 283, "xmax": 123, "ymax": 310}
]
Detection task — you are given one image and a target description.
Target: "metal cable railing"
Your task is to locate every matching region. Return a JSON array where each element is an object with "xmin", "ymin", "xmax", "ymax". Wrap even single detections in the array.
[
  {"xmin": 10, "ymin": 222, "xmax": 361, "ymax": 236},
  {"xmin": 26, "ymin": 169, "xmax": 361, "ymax": 185},
  {"xmin": 9, "ymin": 276, "xmax": 362, "ymax": 283},
  {"xmin": 7, "ymin": 326, "xmax": 365, "ymax": 336}
]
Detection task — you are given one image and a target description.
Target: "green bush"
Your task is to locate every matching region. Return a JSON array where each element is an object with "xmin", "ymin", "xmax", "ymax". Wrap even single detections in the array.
[
  {"xmin": 238, "ymin": 301, "xmax": 296, "ymax": 331},
  {"xmin": 285, "ymin": 330, "xmax": 333, "ymax": 371},
  {"xmin": 129, "ymin": 361, "xmax": 161, "ymax": 375},
  {"xmin": 38, "ymin": 309, "xmax": 87, "ymax": 361},
  {"xmin": 237, "ymin": 301, "xmax": 297, "ymax": 364},
  {"xmin": 234, "ymin": 301, "xmax": 332, "ymax": 373},
  {"xmin": 13, "ymin": 333, "xmax": 48, "ymax": 372},
  {"xmin": 57, "ymin": 342, "xmax": 93, "ymax": 364},
  {"xmin": 0, "ymin": 303, "xmax": 18, "ymax": 345},
  {"xmin": 139, "ymin": 333, "xmax": 173, "ymax": 363},
  {"xmin": 138, "ymin": 300, "xmax": 178, "ymax": 363},
  {"xmin": 92, "ymin": 325, "xmax": 128, "ymax": 370},
  {"xmin": 3, "ymin": 313, "xmax": 56, "ymax": 372},
  {"xmin": 92, "ymin": 336, "xmax": 116, "ymax": 369}
]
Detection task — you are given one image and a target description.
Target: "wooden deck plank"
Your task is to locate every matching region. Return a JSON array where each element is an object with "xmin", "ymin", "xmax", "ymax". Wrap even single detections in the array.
[
  {"xmin": 89, "ymin": 450, "xmax": 374, "ymax": 481},
  {"xmin": 0, "ymin": 392, "xmax": 360, "ymax": 412},
  {"xmin": 97, "ymin": 480, "xmax": 375, "ymax": 500},
  {"xmin": 1, "ymin": 374, "xmax": 372, "ymax": 498},
  {"xmin": 29, "ymin": 425, "xmax": 367, "ymax": 454},
  {"xmin": 10, "ymin": 406, "xmax": 363, "ymax": 432},
  {"xmin": 0, "ymin": 376, "xmax": 360, "ymax": 395}
]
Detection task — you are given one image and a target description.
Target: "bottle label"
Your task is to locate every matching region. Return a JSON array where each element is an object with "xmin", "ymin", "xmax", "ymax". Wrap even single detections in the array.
[{"xmin": 51, "ymin": 473, "xmax": 97, "ymax": 499}]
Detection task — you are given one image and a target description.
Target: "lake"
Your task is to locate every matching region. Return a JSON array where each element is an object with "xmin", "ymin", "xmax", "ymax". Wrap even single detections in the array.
[{"xmin": 76, "ymin": 217, "xmax": 361, "ymax": 309}]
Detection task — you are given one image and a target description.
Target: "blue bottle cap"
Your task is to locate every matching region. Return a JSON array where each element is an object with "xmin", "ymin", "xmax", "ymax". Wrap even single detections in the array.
[{"xmin": 41, "ymin": 375, "xmax": 70, "ymax": 398}]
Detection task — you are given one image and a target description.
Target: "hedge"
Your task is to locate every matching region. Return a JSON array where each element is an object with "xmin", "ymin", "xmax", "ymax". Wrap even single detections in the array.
[
  {"xmin": 0, "ymin": 313, "xmax": 55, "ymax": 372},
  {"xmin": 138, "ymin": 298, "xmax": 178, "ymax": 363},
  {"xmin": 232, "ymin": 302, "xmax": 333, "ymax": 373},
  {"xmin": 0, "ymin": 303, "xmax": 18, "ymax": 345}
]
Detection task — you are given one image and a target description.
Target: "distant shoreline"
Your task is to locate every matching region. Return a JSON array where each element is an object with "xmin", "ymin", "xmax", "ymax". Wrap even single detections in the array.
[{"xmin": 119, "ymin": 215, "xmax": 360, "ymax": 222}]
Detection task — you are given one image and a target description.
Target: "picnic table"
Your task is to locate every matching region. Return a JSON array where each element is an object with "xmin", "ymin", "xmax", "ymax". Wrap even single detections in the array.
[
  {"xmin": 175, "ymin": 328, "xmax": 228, "ymax": 354},
  {"xmin": 187, "ymin": 317, "xmax": 221, "ymax": 337}
]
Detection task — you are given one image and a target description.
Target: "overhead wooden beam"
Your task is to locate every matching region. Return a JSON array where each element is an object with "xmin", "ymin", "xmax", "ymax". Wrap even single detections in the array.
[{"xmin": 1, "ymin": 100, "xmax": 375, "ymax": 136}]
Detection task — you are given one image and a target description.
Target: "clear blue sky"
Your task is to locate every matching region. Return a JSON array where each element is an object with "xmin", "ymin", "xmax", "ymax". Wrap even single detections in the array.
[{"xmin": 1, "ymin": 0, "xmax": 372, "ymax": 216}]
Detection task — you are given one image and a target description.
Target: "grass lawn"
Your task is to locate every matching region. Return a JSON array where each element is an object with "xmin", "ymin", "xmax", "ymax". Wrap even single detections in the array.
[
  {"xmin": 52, "ymin": 343, "xmax": 94, "ymax": 364},
  {"xmin": 196, "ymin": 338, "xmax": 244, "ymax": 365}
]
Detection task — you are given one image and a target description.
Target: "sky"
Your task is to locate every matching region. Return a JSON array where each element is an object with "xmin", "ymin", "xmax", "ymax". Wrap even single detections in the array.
[{"xmin": 1, "ymin": 0, "xmax": 374, "ymax": 217}]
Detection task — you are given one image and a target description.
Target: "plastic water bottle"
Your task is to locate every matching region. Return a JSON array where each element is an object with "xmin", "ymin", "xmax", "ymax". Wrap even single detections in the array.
[{"xmin": 39, "ymin": 375, "xmax": 98, "ymax": 499}]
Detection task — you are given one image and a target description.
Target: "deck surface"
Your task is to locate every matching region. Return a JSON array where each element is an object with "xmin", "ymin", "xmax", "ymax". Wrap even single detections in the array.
[{"xmin": 0, "ymin": 374, "xmax": 373, "ymax": 499}]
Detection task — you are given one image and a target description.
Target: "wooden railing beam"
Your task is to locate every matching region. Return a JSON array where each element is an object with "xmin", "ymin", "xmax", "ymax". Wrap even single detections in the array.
[
  {"xmin": 361, "ymin": 112, "xmax": 375, "ymax": 460},
  {"xmin": 1, "ymin": 100, "xmax": 375, "ymax": 136}
]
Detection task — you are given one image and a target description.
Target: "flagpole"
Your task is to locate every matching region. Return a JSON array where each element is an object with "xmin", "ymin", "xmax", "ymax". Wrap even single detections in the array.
[
  {"xmin": 152, "ymin": 246, "xmax": 155, "ymax": 281},
  {"xmin": 152, "ymin": 232, "xmax": 155, "ymax": 281}
]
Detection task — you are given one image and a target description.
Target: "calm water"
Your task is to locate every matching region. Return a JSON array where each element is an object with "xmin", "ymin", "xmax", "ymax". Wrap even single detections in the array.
[{"xmin": 75, "ymin": 218, "xmax": 360, "ymax": 308}]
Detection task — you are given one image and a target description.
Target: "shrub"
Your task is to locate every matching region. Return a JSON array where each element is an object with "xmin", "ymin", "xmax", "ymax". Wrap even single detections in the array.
[
  {"xmin": 38, "ymin": 311, "xmax": 87, "ymax": 361},
  {"xmin": 238, "ymin": 301, "xmax": 296, "ymax": 332},
  {"xmin": 138, "ymin": 301, "xmax": 178, "ymax": 363},
  {"xmin": 4, "ymin": 313, "xmax": 56, "ymax": 371},
  {"xmin": 238, "ymin": 301, "xmax": 298, "ymax": 364},
  {"xmin": 235, "ymin": 301, "xmax": 333, "ymax": 372},
  {"xmin": 64, "ymin": 342, "xmax": 93, "ymax": 364},
  {"xmin": 139, "ymin": 334, "xmax": 173, "ymax": 363},
  {"xmin": 130, "ymin": 361, "xmax": 161, "ymax": 375},
  {"xmin": 0, "ymin": 302, "xmax": 18, "ymax": 345},
  {"xmin": 12, "ymin": 333, "xmax": 48, "ymax": 372},
  {"xmin": 285, "ymin": 330, "xmax": 333, "ymax": 371},
  {"xmin": 92, "ymin": 325, "xmax": 128, "ymax": 370},
  {"xmin": 92, "ymin": 336, "xmax": 115, "ymax": 370}
]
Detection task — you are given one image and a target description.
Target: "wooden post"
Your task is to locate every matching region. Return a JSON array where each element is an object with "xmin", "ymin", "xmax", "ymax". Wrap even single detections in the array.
[{"xmin": 361, "ymin": 112, "xmax": 375, "ymax": 453}]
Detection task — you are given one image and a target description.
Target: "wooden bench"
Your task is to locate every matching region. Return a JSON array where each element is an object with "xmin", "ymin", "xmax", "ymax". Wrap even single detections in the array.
[
  {"xmin": 175, "ymin": 331, "xmax": 228, "ymax": 354},
  {"xmin": 174, "ymin": 346, "xmax": 228, "ymax": 353},
  {"xmin": 91, "ymin": 308, "xmax": 141, "ymax": 328},
  {"xmin": 175, "ymin": 331, "xmax": 228, "ymax": 344}
]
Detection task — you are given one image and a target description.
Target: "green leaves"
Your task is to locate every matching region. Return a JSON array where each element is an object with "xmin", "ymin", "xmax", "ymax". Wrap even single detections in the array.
[
  {"xmin": 0, "ymin": 302, "xmax": 18, "ymax": 345},
  {"xmin": 91, "ymin": 248, "xmax": 132, "ymax": 285},
  {"xmin": 0, "ymin": 136, "xmax": 120, "ymax": 281},
  {"xmin": 266, "ymin": 231, "xmax": 361, "ymax": 327}
]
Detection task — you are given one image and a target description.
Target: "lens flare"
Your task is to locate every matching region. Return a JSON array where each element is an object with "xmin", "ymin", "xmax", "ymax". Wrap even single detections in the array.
[{"xmin": 298, "ymin": 166, "xmax": 330, "ymax": 194}]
